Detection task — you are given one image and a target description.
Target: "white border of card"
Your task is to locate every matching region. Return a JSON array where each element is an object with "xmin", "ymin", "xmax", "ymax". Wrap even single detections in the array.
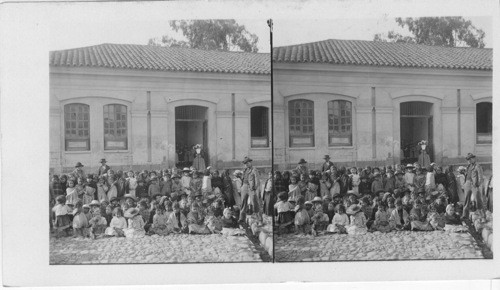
[{"xmin": 1, "ymin": 0, "xmax": 499, "ymax": 287}]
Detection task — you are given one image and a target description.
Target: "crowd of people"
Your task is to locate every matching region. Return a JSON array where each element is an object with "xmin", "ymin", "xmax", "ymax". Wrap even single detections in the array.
[
  {"xmin": 50, "ymin": 157, "xmax": 268, "ymax": 239},
  {"xmin": 274, "ymin": 153, "xmax": 492, "ymax": 236}
]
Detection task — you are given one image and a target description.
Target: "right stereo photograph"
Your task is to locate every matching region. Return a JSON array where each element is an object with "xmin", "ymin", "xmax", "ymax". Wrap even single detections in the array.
[{"xmin": 272, "ymin": 16, "xmax": 493, "ymax": 262}]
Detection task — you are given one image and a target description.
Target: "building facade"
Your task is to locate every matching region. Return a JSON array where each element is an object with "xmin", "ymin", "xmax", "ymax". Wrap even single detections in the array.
[
  {"xmin": 272, "ymin": 39, "xmax": 492, "ymax": 170},
  {"xmin": 50, "ymin": 44, "xmax": 271, "ymax": 173}
]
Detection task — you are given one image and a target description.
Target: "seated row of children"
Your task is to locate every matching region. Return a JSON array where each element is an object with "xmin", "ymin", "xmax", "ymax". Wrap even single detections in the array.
[
  {"xmin": 274, "ymin": 186, "xmax": 466, "ymax": 236},
  {"xmin": 52, "ymin": 191, "xmax": 244, "ymax": 239}
]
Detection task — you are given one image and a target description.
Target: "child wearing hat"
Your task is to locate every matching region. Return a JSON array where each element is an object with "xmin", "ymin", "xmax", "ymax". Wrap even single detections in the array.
[
  {"xmin": 52, "ymin": 195, "xmax": 72, "ymax": 237},
  {"xmin": 404, "ymin": 164, "xmax": 416, "ymax": 192},
  {"xmin": 89, "ymin": 207, "xmax": 107, "ymax": 239},
  {"xmin": 327, "ymin": 204, "xmax": 349, "ymax": 234},
  {"xmin": 310, "ymin": 197, "xmax": 329, "ymax": 235},
  {"xmin": 346, "ymin": 204, "xmax": 368, "ymax": 235},
  {"xmin": 167, "ymin": 201, "xmax": 188, "ymax": 233},
  {"xmin": 294, "ymin": 196, "xmax": 310, "ymax": 235},
  {"xmin": 123, "ymin": 207, "xmax": 146, "ymax": 238}
]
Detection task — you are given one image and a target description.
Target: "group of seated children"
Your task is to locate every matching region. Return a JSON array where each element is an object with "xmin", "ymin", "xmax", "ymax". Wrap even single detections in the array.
[
  {"xmin": 274, "ymin": 163, "xmax": 469, "ymax": 236},
  {"xmin": 51, "ymin": 166, "xmax": 247, "ymax": 239}
]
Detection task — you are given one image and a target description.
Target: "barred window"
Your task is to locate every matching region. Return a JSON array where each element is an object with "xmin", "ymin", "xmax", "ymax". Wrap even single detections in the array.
[
  {"xmin": 289, "ymin": 99, "xmax": 314, "ymax": 147},
  {"xmin": 250, "ymin": 106, "xmax": 269, "ymax": 148},
  {"xmin": 476, "ymin": 102, "xmax": 492, "ymax": 144},
  {"xmin": 104, "ymin": 104, "xmax": 128, "ymax": 150},
  {"xmin": 328, "ymin": 100, "xmax": 352, "ymax": 146},
  {"xmin": 64, "ymin": 103, "xmax": 90, "ymax": 151}
]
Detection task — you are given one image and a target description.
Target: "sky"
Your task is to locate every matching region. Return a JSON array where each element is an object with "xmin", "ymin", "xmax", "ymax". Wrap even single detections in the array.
[{"xmin": 49, "ymin": 16, "xmax": 492, "ymax": 53}]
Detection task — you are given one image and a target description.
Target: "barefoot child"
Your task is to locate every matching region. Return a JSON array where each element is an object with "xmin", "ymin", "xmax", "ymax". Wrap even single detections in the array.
[
  {"xmin": 105, "ymin": 207, "xmax": 127, "ymax": 237},
  {"xmin": 327, "ymin": 204, "xmax": 349, "ymax": 234}
]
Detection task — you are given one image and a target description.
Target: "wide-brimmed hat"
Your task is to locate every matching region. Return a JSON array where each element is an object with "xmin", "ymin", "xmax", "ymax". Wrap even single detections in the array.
[
  {"xmin": 304, "ymin": 201, "xmax": 313, "ymax": 206},
  {"xmin": 287, "ymin": 196, "xmax": 296, "ymax": 203},
  {"xmin": 99, "ymin": 158, "xmax": 107, "ymax": 163},
  {"xmin": 346, "ymin": 204, "xmax": 362, "ymax": 215},
  {"xmin": 124, "ymin": 207, "xmax": 140, "ymax": 218},
  {"xmin": 75, "ymin": 162, "xmax": 84, "ymax": 168},
  {"xmin": 298, "ymin": 158, "xmax": 307, "ymax": 164},
  {"xmin": 311, "ymin": 196, "xmax": 323, "ymax": 203},
  {"xmin": 82, "ymin": 204, "xmax": 90, "ymax": 209},
  {"xmin": 89, "ymin": 200, "xmax": 100, "ymax": 206},
  {"xmin": 233, "ymin": 170, "xmax": 243, "ymax": 176},
  {"xmin": 373, "ymin": 172, "xmax": 381, "ymax": 178},
  {"xmin": 171, "ymin": 174, "xmax": 180, "ymax": 179},
  {"xmin": 405, "ymin": 163, "xmax": 414, "ymax": 169},
  {"xmin": 109, "ymin": 197, "xmax": 118, "ymax": 203},
  {"xmin": 323, "ymin": 155, "xmax": 330, "ymax": 160},
  {"xmin": 465, "ymin": 153, "xmax": 476, "ymax": 160},
  {"xmin": 457, "ymin": 166, "xmax": 466, "ymax": 172},
  {"xmin": 182, "ymin": 167, "xmax": 191, "ymax": 173},
  {"xmin": 242, "ymin": 156, "xmax": 253, "ymax": 164},
  {"xmin": 124, "ymin": 194, "xmax": 137, "ymax": 202}
]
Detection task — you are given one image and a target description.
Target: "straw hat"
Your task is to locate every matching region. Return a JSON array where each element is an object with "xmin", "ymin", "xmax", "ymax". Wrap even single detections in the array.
[
  {"xmin": 311, "ymin": 196, "xmax": 323, "ymax": 203},
  {"xmin": 89, "ymin": 200, "xmax": 101, "ymax": 206}
]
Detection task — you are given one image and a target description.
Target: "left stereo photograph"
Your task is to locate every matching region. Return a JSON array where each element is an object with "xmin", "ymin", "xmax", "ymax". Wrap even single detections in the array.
[{"xmin": 48, "ymin": 19, "xmax": 273, "ymax": 264}]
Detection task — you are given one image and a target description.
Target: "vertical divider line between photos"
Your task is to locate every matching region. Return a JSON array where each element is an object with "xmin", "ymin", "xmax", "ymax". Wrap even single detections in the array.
[{"xmin": 267, "ymin": 18, "xmax": 275, "ymax": 263}]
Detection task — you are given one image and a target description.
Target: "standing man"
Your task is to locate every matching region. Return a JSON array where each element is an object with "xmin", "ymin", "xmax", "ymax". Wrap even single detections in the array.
[
  {"xmin": 238, "ymin": 156, "xmax": 262, "ymax": 224},
  {"xmin": 321, "ymin": 155, "xmax": 334, "ymax": 172},
  {"xmin": 296, "ymin": 159, "xmax": 309, "ymax": 176},
  {"xmin": 72, "ymin": 162, "xmax": 86, "ymax": 180},
  {"xmin": 461, "ymin": 153, "xmax": 484, "ymax": 220},
  {"xmin": 97, "ymin": 158, "xmax": 111, "ymax": 177}
]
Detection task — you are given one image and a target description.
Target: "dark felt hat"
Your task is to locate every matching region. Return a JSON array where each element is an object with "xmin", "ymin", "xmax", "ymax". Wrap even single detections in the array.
[
  {"xmin": 242, "ymin": 156, "xmax": 253, "ymax": 164},
  {"xmin": 323, "ymin": 155, "xmax": 330, "ymax": 160},
  {"xmin": 100, "ymin": 158, "xmax": 107, "ymax": 163},
  {"xmin": 75, "ymin": 162, "xmax": 84, "ymax": 168},
  {"xmin": 465, "ymin": 153, "xmax": 476, "ymax": 160},
  {"xmin": 298, "ymin": 158, "xmax": 307, "ymax": 164}
]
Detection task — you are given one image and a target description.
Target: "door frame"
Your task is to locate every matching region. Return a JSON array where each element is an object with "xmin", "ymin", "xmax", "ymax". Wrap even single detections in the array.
[
  {"xmin": 166, "ymin": 99, "xmax": 217, "ymax": 167},
  {"xmin": 392, "ymin": 95, "xmax": 442, "ymax": 164}
]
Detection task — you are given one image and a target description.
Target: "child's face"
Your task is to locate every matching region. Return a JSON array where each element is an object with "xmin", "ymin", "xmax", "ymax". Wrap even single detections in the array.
[
  {"xmin": 314, "ymin": 203, "xmax": 322, "ymax": 210},
  {"xmin": 378, "ymin": 205, "xmax": 385, "ymax": 212},
  {"xmin": 446, "ymin": 206, "xmax": 455, "ymax": 215},
  {"xmin": 305, "ymin": 203, "xmax": 312, "ymax": 210},
  {"xmin": 52, "ymin": 177, "xmax": 58, "ymax": 183},
  {"xmin": 86, "ymin": 178, "xmax": 92, "ymax": 183},
  {"xmin": 126, "ymin": 199, "xmax": 134, "ymax": 207},
  {"xmin": 396, "ymin": 204, "xmax": 402, "ymax": 210},
  {"xmin": 83, "ymin": 207, "xmax": 90, "ymax": 213},
  {"xmin": 350, "ymin": 168, "xmax": 357, "ymax": 174},
  {"xmin": 128, "ymin": 172, "xmax": 134, "ymax": 178},
  {"xmin": 224, "ymin": 211, "xmax": 232, "ymax": 219},
  {"xmin": 155, "ymin": 195, "xmax": 161, "ymax": 202},
  {"xmin": 338, "ymin": 207, "xmax": 345, "ymax": 214},
  {"xmin": 106, "ymin": 207, "xmax": 112, "ymax": 214},
  {"xmin": 111, "ymin": 200, "xmax": 118, "ymax": 206},
  {"xmin": 300, "ymin": 175, "xmax": 306, "ymax": 181},
  {"xmin": 328, "ymin": 204, "xmax": 335, "ymax": 211},
  {"xmin": 68, "ymin": 180, "xmax": 75, "ymax": 188},
  {"xmin": 291, "ymin": 178, "xmax": 297, "ymax": 184}
]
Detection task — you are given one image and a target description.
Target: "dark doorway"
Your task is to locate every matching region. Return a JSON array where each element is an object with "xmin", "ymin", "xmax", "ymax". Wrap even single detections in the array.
[
  {"xmin": 400, "ymin": 102, "xmax": 433, "ymax": 164},
  {"xmin": 175, "ymin": 106, "xmax": 208, "ymax": 168}
]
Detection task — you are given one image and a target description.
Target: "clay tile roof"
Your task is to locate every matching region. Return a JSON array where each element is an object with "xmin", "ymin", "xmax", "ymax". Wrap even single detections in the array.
[
  {"xmin": 50, "ymin": 43, "xmax": 270, "ymax": 75},
  {"xmin": 272, "ymin": 39, "xmax": 492, "ymax": 71}
]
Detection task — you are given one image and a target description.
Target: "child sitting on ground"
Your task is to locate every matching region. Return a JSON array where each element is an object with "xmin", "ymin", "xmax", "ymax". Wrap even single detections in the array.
[
  {"xmin": 427, "ymin": 203, "xmax": 445, "ymax": 231},
  {"xmin": 123, "ymin": 207, "xmax": 146, "ymax": 238},
  {"xmin": 346, "ymin": 204, "xmax": 367, "ymax": 235},
  {"xmin": 105, "ymin": 207, "xmax": 127, "ymax": 237},
  {"xmin": 294, "ymin": 196, "xmax": 310, "ymax": 235},
  {"xmin": 168, "ymin": 201, "xmax": 188, "ymax": 234},
  {"xmin": 274, "ymin": 191, "xmax": 294, "ymax": 233},
  {"xmin": 389, "ymin": 198, "xmax": 410, "ymax": 230},
  {"xmin": 72, "ymin": 201, "xmax": 89, "ymax": 238},
  {"xmin": 187, "ymin": 202, "xmax": 210, "ymax": 234},
  {"xmin": 327, "ymin": 204, "xmax": 349, "ymax": 234},
  {"xmin": 88, "ymin": 208, "xmax": 107, "ymax": 239},
  {"xmin": 310, "ymin": 197, "xmax": 329, "ymax": 236},
  {"xmin": 370, "ymin": 202, "xmax": 392, "ymax": 233},
  {"xmin": 149, "ymin": 203, "xmax": 171, "ymax": 236}
]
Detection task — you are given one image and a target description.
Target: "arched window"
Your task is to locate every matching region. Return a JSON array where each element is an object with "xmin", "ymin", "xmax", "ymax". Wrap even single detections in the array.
[
  {"xmin": 250, "ymin": 106, "xmax": 269, "ymax": 148},
  {"xmin": 476, "ymin": 102, "xmax": 492, "ymax": 144},
  {"xmin": 104, "ymin": 104, "xmax": 128, "ymax": 150},
  {"xmin": 289, "ymin": 99, "xmax": 314, "ymax": 147},
  {"xmin": 64, "ymin": 103, "xmax": 90, "ymax": 151},
  {"xmin": 328, "ymin": 100, "xmax": 352, "ymax": 146}
]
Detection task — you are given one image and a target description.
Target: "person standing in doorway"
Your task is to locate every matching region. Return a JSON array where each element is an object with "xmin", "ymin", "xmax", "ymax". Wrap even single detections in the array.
[
  {"xmin": 192, "ymin": 144, "xmax": 206, "ymax": 172},
  {"xmin": 98, "ymin": 158, "xmax": 110, "ymax": 177},
  {"xmin": 238, "ymin": 157, "xmax": 262, "ymax": 224},
  {"xmin": 321, "ymin": 155, "xmax": 334, "ymax": 173},
  {"xmin": 461, "ymin": 153, "xmax": 484, "ymax": 220}
]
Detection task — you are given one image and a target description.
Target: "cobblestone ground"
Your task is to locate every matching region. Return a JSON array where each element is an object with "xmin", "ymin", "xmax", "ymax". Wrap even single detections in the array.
[
  {"xmin": 275, "ymin": 231, "xmax": 485, "ymax": 262},
  {"xmin": 50, "ymin": 234, "xmax": 263, "ymax": 264}
]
